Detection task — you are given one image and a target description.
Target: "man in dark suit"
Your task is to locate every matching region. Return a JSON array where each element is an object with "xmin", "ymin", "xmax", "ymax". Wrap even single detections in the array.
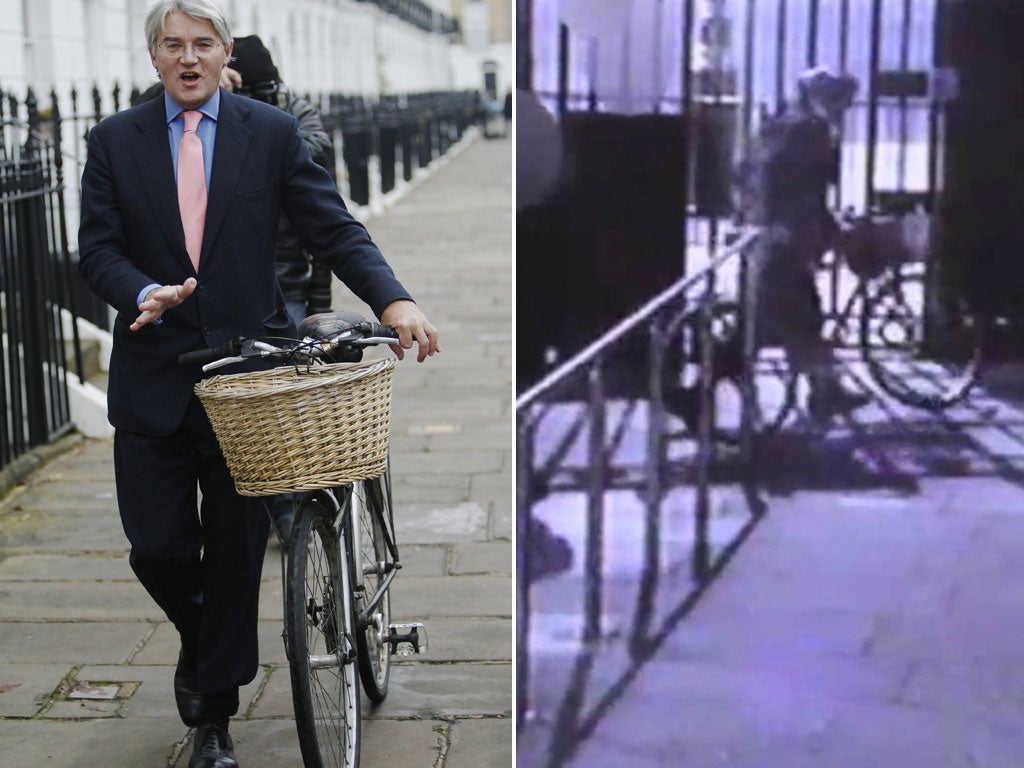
[{"xmin": 77, "ymin": 2, "xmax": 439, "ymax": 766}]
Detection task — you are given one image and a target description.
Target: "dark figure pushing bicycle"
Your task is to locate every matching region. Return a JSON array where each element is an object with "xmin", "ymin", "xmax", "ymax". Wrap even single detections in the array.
[{"xmin": 667, "ymin": 66, "xmax": 869, "ymax": 427}]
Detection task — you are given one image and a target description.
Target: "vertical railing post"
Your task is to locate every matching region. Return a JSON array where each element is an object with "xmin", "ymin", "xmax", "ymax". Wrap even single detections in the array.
[
  {"xmin": 741, "ymin": 0, "xmax": 756, "ymax": 154},
  {"xmin": 897, "ymin": 0, "xmax": 913, "ymax": 192},
  {"xmin": 806, "ymin": 0, "xmax": 820, "ymax": 67},
  {"xmin": 51, "ymin": 88, "xmax": 85, "ymax": 385},
  {"xmin": 515, "ymin": 409, "xmax": 536, "ymax": 733},
  {"xmin": 631, "ymin": 315, "xmax": 668, "ymax": 659},
  {"xmin": 18, "ymin": 88, "xmax": 50, "ymax": 446},
  {"xmin": 775, "ymin": 0, "xmax": 788, "ymax": 113},
  {"xmin": 681, "ymin": 0, "xmax": 695, "ymax": 275},
  {"xmin": 583, "ymin": 363, "xmax": 606, "ymax": 646},
  {"xmin": 557, "ymin": 23, "xmax": 569, "ymax": 121},
  {"xmin": 865, "ymin": 0, "xmax": 883, "ymax": 212},
  {"xmin": 693, "ymin": 264, "xmax": 716, "ymax": 583}
]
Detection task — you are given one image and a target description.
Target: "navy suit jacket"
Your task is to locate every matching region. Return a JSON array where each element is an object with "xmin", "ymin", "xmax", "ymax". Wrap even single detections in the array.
[{"xmin": 79, "ymin": 89, "xmax": 412, "ymax": 436}]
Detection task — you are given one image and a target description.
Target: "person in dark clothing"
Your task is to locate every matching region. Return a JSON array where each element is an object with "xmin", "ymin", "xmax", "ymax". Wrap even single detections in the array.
[
  {"xmin": 503, "ymin": 88, "xmax": 513, "ymax": 135},
  {"xmin": 132, "ymin": 36, "xmax": 335, "ymax": 544},
  {"xmin": 229, "ymin": 35, "xmax": 335, "ymax": 326},
  {"xmin": 81, "ymin": 4, "xmax": 438, "ymax": 765},
  {"xmin": 667, "ymin": 67, "xmax": 868, "ymax": 427}
]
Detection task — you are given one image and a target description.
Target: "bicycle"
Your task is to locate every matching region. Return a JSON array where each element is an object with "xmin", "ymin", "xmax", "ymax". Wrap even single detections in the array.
[
  {"xmin": 673, "ymin": 212, "xmax": 985, "ymax": 436},
  {"xmin": 180, "ymin": 311, "xmax": 428, "ymax": 768}
]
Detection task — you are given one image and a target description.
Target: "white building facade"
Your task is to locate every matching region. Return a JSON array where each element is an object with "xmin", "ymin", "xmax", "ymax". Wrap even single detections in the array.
[{"xmin": 0, "ymin": 0, "xmax": 470, "ymax": 110}]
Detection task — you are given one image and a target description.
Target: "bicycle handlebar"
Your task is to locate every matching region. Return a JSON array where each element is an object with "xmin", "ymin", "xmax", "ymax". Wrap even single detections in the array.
[
  {"xmin": 177, "ymin": 312, "xmax": 399, "ymax": 369},
  {"xmin": 178, "ymin": 337, "xmax": 244, "ymax": 366}
]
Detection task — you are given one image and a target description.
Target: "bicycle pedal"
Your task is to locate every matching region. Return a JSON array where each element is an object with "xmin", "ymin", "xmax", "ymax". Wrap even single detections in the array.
[{"xmin": 388, "ymin": 622, "xmax": 427, "ymax": 656}]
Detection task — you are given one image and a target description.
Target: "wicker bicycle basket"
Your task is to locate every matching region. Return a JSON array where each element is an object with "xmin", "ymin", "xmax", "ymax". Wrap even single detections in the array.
[{"xmin": 194, "ymin": 357, "xmax": 396, "ymax": 496}]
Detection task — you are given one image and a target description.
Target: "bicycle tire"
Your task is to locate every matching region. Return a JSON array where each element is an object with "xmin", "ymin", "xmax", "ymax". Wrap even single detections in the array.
[
  {"xmin": 859, "ymin": 268, "xmax": 983, "ymax": 411},
  {"xmin": 348, "ymin": 471, "xmax": 395, "ymax": 703},
  {"xmin": 707, "ymin": 301, "xmax": 798, "ymax": 436},
  {"xmin": 286, "ymin": 494, "xmax": 361, "ymax": 768}
]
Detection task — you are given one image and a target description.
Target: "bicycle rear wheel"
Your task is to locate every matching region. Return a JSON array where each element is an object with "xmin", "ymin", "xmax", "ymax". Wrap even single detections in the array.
[
  {"xmin": 286, "ymin": 494, "xmax": 360, "ymax": 768},
  {"xmin": 348, "ymin": 470, "xmax": 395, "ymax": 703},
  {"xmin": 860, "ymin": 266, "xmax": 983, "ymax": 411}
]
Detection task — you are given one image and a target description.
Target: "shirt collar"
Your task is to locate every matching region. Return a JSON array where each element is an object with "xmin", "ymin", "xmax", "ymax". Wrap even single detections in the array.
[{"xmin": 164, "ymin": 87, "xmax": 221, "ymax": 125}]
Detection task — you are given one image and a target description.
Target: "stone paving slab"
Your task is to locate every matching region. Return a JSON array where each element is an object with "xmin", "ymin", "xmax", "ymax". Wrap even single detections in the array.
[
  {"xmin": 396, "ymin": 544, "xmax": 450, "ymax": 576},
  {"xmin": 400, "ymin": 502, "xmax": 490, "ymax": 544},
  {"xmin": 0, "ymin": 662, "xmax": 70, "ymax": 716},
  {"xmin": 450, "ymin": 541, "xmax": 514, "ymax": 575},
  {"xmin": 0, "ymin": 509, "xmax": 128, "ymax": 554},
  {"xmin": 393, "ymin": 475, "xmax": 473, "ymax": 505},
  {"xmin": 393, "ymin": 576, "xmax": 514, "ymax": 618},
  {"xmin": 0, "ymin": 622, "xmax": 150, "ymax": 664},
  {"xmin": 395, "ymin": 450, "xmax": 505, "ymax": 475},
  {"xmin": 47, "ymin": 698, "xmax": 122, "ymax": 718},
  {"xmin": 0, "ymin": 581, "xmax": 162, "ymax": 621},
  {"xmin": 0, "ymin": 553, "xmax": 132, "ymax": 581},
  {"xmin": 0, "ymin": 719, "xmax": 186, "ymax": 768},
  {"xmin": 448, "ymin": 718, "xmax": 515, "ymax": 768},
  {"xmin": 363, "ymin": 663, "xmax": 513, "ymax": 719},
  {"xmin": 2, "ymin": 480, "xmax": 118, "ymax": 512},
  {"xmin": 491, "ymin": 498, "xmax": 514, "ymax": 540}
]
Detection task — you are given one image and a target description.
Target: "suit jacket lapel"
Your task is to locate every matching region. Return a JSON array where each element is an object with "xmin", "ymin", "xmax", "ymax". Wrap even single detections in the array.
[
  {"xmin": 131, "ymin": 98, "xmax": 191, "ymax": 273},
  {"xmin": 202, "ymin": 91, "xmax": 253, "ymax": 266}
]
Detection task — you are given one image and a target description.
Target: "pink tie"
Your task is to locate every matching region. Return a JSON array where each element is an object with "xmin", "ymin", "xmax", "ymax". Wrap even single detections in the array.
[{"xmin": 177, "ymin": 111, "xmax": 206, "ymax": 272}]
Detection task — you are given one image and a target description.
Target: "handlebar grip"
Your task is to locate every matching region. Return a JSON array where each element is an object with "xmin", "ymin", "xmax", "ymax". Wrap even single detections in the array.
[
  {"xmin": 178, "ymin": 337, "xmax": 243, "ymax": 366},
  {"xmin": 361, "ymin": 322, "xmax": 399, "ymax": 340}
]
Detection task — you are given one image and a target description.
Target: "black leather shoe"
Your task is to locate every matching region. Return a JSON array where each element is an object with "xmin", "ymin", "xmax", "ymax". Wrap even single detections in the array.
[
  {"xmin": 174, "ymin": 649, "xmax": 205, "ymax": 728},
  {"xmin": 189, "ymin": 723, "xmax": 238, "ymax": 768}
]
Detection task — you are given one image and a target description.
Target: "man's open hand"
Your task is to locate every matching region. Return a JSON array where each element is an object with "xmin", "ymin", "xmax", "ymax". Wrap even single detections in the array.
[
  {"xmin": 131, "ymin": 278, "xmax": 197, "ymax": 331},
  {"xmin": 380, "ymin": 300, "xmax": 440, "ymax": 362}
]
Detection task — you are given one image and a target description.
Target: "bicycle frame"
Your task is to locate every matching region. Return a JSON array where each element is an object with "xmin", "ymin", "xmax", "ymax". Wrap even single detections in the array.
[
  {"xmin": 274, "ymin": 480, "xmax": 403, "ymax": 660},
  {"xmin": 340, "ymin": 481, "xmax": 400, "ymax": 629}
]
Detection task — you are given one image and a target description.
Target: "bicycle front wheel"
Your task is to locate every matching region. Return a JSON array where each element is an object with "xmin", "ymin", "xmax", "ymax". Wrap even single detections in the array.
[
  {"xmin": 860, "ymin": 266, "xmax": 983, "ymax": 411},
  {"xmin": 349, "ymin": 471, "xmax": 396, "ymax": 703},
  {"xmin": 286, "ymin": 495, "xmax": 360, "ymax": 768}
]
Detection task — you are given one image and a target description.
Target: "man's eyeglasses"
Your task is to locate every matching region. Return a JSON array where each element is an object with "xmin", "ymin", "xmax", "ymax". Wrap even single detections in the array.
[{"xmin": 157, "ymin": 39, "xmax": 223, "ymax": 58}]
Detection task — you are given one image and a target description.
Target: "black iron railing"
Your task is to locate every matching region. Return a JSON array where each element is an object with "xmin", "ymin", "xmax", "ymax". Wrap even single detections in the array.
[
  {"xmin": 0, "ymin": 88, "xmax": 80, "ymax": 466},
  {"xmin": 516, "ymin": 227, "xmax": 767, "ymax": 768}
]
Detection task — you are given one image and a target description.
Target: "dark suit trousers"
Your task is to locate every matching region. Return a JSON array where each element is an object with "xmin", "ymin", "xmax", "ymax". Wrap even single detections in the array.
[{"xmin": 114, "ymin": 395, "xmax": 270, "ymax": 708}]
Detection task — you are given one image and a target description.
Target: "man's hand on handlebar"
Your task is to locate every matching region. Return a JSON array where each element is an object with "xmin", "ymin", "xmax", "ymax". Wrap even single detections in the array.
[
  {"xmin": 132, "ymin": 278, "xmax": 197, "ymax": 331},
  {"xmin": 380, "ymin": 300, "xmax": 440, "ymax": 363}
]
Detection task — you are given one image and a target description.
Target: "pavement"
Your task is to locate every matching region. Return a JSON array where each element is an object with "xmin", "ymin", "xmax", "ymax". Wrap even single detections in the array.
[
  {"xmin": 0, "ymin": 130, "xmax": 513, "ymax": 767},
  {"xmin": 521, "ymin": 356, "xmax": 1024, "ymax": 767}
]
